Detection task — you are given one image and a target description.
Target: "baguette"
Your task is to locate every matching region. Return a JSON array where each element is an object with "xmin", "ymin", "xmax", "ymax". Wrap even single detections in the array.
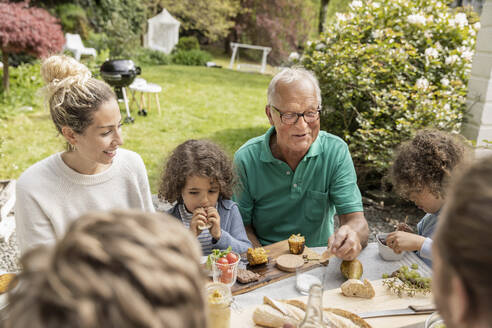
[
  {"xmin": 263, "ymin": 296, "xmax": 305, "ymax": 321},
  {"xmin": 252, "ymin": 304, "xmax": 298, "ymax": 328},
  {"xmin": 283, "ymin": 299, "xmax": 372, "ymax": 328}
]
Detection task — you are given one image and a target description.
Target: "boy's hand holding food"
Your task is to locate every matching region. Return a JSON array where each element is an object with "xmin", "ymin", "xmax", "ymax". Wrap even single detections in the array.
[
  {"xmin": 386, "ymin": 231, "xmax": 425, "ymax": 253},
  {"xmin": 206, "ymin": 206, "xmax": 221, "ymax": 240},
  {"xmin": 190, "ymin": 207, "xmax": 210, "ymax": 236}
]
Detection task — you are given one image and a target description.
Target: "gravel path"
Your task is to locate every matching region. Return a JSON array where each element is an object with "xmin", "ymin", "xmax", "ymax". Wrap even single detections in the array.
[{"xmin": 0, "ymin": 194, "xmax": 423, "ymax": 272}]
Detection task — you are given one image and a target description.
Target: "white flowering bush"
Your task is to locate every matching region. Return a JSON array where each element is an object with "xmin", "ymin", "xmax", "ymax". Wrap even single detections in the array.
[{"xmin": 302, "ymin": 0, "xmax": 479, "ymax": 187}]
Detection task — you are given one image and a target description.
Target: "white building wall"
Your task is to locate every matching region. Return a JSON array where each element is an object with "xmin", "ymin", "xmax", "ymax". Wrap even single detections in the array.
[{"xmin": 462, "ymin": 0, "xmax": 492, "ymax": 156}]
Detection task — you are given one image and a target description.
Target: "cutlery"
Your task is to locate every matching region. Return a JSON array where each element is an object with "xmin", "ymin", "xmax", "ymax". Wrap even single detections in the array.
[{"xmin": 358, "ymin": 304, "xmax": 436, "ymax": 319}]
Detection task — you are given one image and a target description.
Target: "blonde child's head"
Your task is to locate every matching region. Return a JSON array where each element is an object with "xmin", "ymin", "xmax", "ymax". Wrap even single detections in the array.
[
  {"xmin": 391, "ymin": 129, "xmax": 469, "ymax": 206},
  {"xmin": 159, "ymin": 139, "xmax": 236, "ymax": 207},
  {"xmin": 4, "ymin": 209, "xmax": 206, "ymax": 328}
]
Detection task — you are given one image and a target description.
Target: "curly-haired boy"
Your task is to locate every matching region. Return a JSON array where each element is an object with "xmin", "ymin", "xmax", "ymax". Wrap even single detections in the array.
[{"xmin": 386, "ymin": 129, "xmax": 470, "ymax": 266}]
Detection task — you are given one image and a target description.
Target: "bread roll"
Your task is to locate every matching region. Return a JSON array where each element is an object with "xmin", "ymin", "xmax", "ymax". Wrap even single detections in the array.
[{"xmin": 340, "ymin": 279, "xmax": 375, "ymax": 299}]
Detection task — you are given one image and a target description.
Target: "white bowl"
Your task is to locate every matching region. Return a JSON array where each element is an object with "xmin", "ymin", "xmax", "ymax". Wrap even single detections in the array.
[{"xmin": 377, "ymin": 233, "xmax": 405, "ymax": 261}]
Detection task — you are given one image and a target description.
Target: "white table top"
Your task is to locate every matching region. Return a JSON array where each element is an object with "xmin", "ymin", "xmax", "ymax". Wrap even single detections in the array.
[{"xmin": 234, "ymin": 242, "xmax": 431, "ymax": 309}]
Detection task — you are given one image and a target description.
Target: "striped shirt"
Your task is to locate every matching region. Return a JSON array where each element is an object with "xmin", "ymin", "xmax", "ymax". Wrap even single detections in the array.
[{"xmin": 178, "ymin": 204, "xmax": 214, "ymax": 255}]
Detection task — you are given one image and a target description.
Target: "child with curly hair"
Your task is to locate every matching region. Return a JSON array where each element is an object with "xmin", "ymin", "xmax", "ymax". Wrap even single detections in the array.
[
  {"xmin": 159, "ymin": 139, "xmax": 252, "ymax": 255},
  {"xmin": 386, "ymin": 129, "xmax": 469, "ymax": 267}
]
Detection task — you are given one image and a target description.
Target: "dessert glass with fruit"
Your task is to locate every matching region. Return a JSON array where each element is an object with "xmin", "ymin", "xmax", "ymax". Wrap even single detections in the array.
[{"xmin": 212, "ymin": 251, "xmax": 241, "ymax": 287}]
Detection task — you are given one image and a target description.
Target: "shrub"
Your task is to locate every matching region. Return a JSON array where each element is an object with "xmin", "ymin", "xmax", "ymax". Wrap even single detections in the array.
[
  {"xmin": 301, "ymin": 0, "xmax": 480, "ymax": 188},
  {"xmin": 174, "ymin": 36, "xmax": 200, "ymax": 52},
  {"xmin": 76, "ymin": 0, "xmax": 145, "ymax": 58},
  {"xmin": 172, "ymin": 49, "xmax": 212, "ymax": 66},
  {"xmin": 54, "ymin": 3, "xmax": 90, "ymax": 39},
  {"xmin": 0, "ymin": 62, "xmax": 43, "ymax": 119},
  {"xmin": 134, "ymin": 48, "xmax": 171, "ymax": 66}
]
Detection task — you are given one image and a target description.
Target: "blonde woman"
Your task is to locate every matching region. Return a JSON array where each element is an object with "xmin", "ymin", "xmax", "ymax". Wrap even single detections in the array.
[{"xmin": 15, "ymin": 55, "xmax": 154, "ymax": 253}]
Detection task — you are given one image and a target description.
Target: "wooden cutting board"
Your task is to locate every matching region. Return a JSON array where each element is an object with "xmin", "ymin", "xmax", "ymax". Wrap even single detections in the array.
[
  {"xmin": 231, "ymin": 279, "xmax": 434, "ymax": 328},
  {"xmin": 232, "ymin": 240, "xmax": 323, "ymax": 296}
]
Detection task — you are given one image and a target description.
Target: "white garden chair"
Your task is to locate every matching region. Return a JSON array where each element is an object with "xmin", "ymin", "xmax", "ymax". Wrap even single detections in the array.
[{"xmin": 63, "ymin": 33, "xmax": 97, "ymax": 61}]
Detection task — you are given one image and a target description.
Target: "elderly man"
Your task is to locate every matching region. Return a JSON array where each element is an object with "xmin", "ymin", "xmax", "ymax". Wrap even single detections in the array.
[{"xmin": 233, "ymin": 68, "xmax": 368, "ymax": 260}]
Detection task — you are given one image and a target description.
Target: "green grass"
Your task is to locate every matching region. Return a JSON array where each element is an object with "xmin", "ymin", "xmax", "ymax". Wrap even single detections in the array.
[{"xmin": 0, "ymin": 65, "xmax": 272, "ymax": 192}]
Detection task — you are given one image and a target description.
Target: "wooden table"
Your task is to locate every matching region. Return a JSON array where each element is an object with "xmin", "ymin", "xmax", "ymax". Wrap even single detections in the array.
[{"xmin": 232, "ymin": 243, "xmax": 433, "ymax": 328}]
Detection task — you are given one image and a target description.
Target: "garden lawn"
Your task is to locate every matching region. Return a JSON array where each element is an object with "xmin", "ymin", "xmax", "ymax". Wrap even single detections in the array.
[{"xmin": 0, "ymin": 65, "xmax": 272, "ymax": 192}]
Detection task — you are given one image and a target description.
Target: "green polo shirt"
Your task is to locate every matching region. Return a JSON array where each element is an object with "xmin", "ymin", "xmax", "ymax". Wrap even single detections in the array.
[{"xmin": 233, "ymin": 127, "xmax": 363, "ymax": 247}]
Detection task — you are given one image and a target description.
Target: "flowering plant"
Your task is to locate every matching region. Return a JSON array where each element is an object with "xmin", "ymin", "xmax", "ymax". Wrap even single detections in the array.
[{"xmin": 302, "ymin": 0, "xmax": 479, "ymax": 187}]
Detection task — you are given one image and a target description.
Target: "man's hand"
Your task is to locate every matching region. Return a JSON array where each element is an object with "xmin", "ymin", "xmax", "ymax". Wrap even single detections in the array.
[
  {"xmin": 206, "ymin": 206, "xmax": 221, "ymax": 240},
  {"xmin": 189, "ymin": 207, "xmax": 208, "ymax": 237},
  {"xmin": 327, "ymin": 212, "xmax": 368, "ymax": 261},
  {"xmin": 386, "ymin": 231, "xmax": 425, "ymax": 253},
  {"xmin": 328, "ymin": 225, "xmax": 361, "ymax": 261}
]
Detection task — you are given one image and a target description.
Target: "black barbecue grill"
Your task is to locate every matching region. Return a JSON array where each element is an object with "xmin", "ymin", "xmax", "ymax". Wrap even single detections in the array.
[{"xmin": 100, "ymin": 59, "xmax": 141, "ymax": 123}]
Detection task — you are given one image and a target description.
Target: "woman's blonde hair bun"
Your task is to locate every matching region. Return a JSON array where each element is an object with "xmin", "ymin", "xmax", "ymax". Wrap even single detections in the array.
[
  {"xmin": 39, "ymin": 54, "xmax": 115, "ymax": 140},
  {"xmin": 41, "ymin": 54, "xmax": 91, "ymax": 85}
]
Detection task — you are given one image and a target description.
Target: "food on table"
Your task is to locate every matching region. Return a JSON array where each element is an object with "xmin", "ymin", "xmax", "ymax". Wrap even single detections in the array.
[
  {"xmin": 247, "ymin": 247, "xmax": 269, "ymax": 266},
  {"xmin": 431, "ymin": 324, "xmax": 446, "ymax": 328},
  {"xmin": 377, "ymin": 234, "xmax": 387, "ymax": 246},
  {"xmin": 253, "ymin": 304, "xmax": 298, "ymax": 328},
  {"xmin": 382, "ymin": 264, "xmax": 431, "ymax": 297},
  {"xmin": 276, "ymin": 254, "xmax": 304, "ymax": 272},
  {"xmin": 320, "ymin": 249, "xmax": 334, "ymax": 266},
  {"xmin": 396, "ymin": 222, "xmax": 414, "ymax": 233},
  {"xmin": 206, "ymin": 283, "xmax": 232, "ymax": 328},
  {"xmin": 288, "ymin": 233, "xmax": 305, "ymax": 254},
  {"xmin": 206, "ymin": 246, "xmax": 232, "ymax": 270},
  {"xmin": 263, "ymin": 296, "xmax": 305, "ymax": 321},
  {"xmin": 340, "ymin": 259, "xmax": 363, "ymax": 280},
  {"xmin": 252, "ymin": 297, "xmax": 371, "ymax": 328},
  {"xmin": 236, "ymin": 268, "xmax": 261, "ymax": 284},
  {"xmin": 0, "ymin": 273, "xmax": 17, "ymax": 294},
  {"xmin": 340, "ymin": 278, "xmax": 375, "ymax": 299}
]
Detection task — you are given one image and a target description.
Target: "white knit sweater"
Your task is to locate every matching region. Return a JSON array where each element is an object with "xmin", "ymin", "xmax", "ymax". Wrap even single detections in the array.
[{"xmin": 15, "ymin": 148, "xmax": 155, "ymax": 253}]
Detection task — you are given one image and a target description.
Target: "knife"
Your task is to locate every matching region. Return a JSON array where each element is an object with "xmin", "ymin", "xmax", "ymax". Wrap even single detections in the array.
[{"xmin": 358, "ymin": 304, "xmax": 436, "ymax": 319}]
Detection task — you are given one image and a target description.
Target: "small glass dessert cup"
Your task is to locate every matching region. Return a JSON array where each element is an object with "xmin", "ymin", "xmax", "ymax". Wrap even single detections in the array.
[
  {"xmin": 212, "ymin": 252, "xmax": 240, "ymax": 288},
  {"xmin": 206, "ymin": 282, "xmax": 232, "ymax": 328}
]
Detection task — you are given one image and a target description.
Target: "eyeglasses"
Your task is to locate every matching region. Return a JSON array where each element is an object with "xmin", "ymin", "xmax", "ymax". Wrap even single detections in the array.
[{"xmin": 269, "ymin": 104, "xmax": 321, "ymax": 125}]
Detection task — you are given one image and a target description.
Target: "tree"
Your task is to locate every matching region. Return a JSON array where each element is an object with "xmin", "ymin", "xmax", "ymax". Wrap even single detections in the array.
[
  {"xmin": 318, "ymin": 0, "xmax": 330, "ymax": 34},
  {"xmin": 234, "ymin": 0, "xmax": 318, "ymax": 64},
  {"xmin": 302, "ymin": 0, "xmax": 480, "ymax": 188},
  {"xmin": 0, "ymin": 1, "xmax": 64, "ymax": 93},
  {"xmin": 159, "ymin": 0, "xmax": 241, "ymax": 42}
]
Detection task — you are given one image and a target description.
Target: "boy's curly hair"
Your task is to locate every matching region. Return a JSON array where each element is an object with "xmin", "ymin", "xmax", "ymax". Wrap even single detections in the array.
[
  {"xmin": 159, "ymin": 139, "xmax": 236, "ymax": 203},
  {"xmin": 391, "ymin": 129, "xmax": 470, "ymax": 199}
]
